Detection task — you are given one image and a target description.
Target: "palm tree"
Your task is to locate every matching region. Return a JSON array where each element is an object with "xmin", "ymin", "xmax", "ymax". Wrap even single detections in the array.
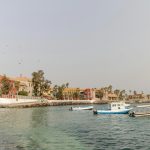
[
  {"xmin": 119, "ymin": 90, "xmax": 126, "ymax": 100},
  {"xmin": 66, "ymin": 83, "xmax": 69, "ymax": 88},
  {"xmin": 114, "ymin": 89, "xmax": 120, "ymax": 99},
  {"xmin": 108, "ymin": 85, "xmax": 113, "ymax": 93}
]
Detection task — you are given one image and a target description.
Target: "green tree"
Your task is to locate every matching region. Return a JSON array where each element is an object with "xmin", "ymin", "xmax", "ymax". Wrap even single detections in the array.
[
  {"xmin": 32, "ymin": 70, "xmax": 51, "ymax": 96},
  {"xmin": 108, "ymin": 85, "xmax": 113, "ymax": 93},
  {"xmin": 56, "ymin": 84, "xmax": 66, "ymax": 100},
  {"xmin": 53, "ymin": 85, "xmax": 58, "ymax": 99},
  {"xmin": 119, "ymin": 90, "xmax": 126, "ymax": 100},
  {"xmin": 96, "ymin": 90, "xmax": 103, "ymax": 100},
  {"xmin": 66, "ymin": 83, "xmax": 69, "ymax": 88},
  {"xmin": 73, "ymin": 92, "xmax": 80, "ymax": 100},
  {"xmin": 1, "ymin": 75, "xmax": 12, "ymax": 95},
  {"xmin": 53, "ymin": 83, "xmax": 69, "ymax": 100},
  {"xmin": 114, "ymin": 89, "xmax": 120, "ymax": 97}
]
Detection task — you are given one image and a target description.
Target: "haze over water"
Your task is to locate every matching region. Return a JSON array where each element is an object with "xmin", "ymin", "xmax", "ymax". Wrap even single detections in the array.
[
  {"xmin": 0, "ymin": 0, "xmax": 150, "ymax": 92},
  {"xmin": 0, "ymin": 105, "xmax": 150, "ymax": 150},
  {"xmin": 0, "ymin": 1, "xmax": 150, "ymax": 149}
]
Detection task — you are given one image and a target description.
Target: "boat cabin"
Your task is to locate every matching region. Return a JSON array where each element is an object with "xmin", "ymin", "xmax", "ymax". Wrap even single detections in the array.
[{"xmin": 110, "ymin": 102, "xmax": 129, "ymax": 110}]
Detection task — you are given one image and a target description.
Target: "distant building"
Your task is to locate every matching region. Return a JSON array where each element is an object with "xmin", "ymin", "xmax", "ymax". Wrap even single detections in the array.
[
  {"xmin": 83, "ymin": 88, "xmax": 95, "ymax": 100},
  {"xmin": 102, "ymin": 91, "xmax": 118, "ymax": 100},
  {"xmin": 128, "ymin": 93, "xmax": 146, "ymax": 100},
  {"xmin": 108, "ymin": 93, "xmax": 118, "ymax": 100},
  {"xmin": 11, "ymin": 76, "xmax": 33, "ymax": 96},
  {"xmin": 62, "ymin": 88, "xmax": 96, "ymax": 100}
]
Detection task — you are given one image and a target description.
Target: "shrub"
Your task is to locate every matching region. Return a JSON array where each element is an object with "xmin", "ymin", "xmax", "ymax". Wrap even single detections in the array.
[{"xmin": 18, "ymin": 91, "xmax": 28, "ymax": 96}]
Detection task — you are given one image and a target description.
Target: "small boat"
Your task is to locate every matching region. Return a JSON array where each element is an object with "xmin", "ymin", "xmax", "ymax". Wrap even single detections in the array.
[
  {"xmin": 129, "ymin": 104, "xmax": 150, "ymax": 117},
  {"xmin": 69, "ymin": 106, "xmax": 93, "ymax": 111},
  {"xmin": 129, "ymin": 111, "xmax": 150, "ymax": 117},
  {"xmin": 93, "ymin": 101, "xmax": 132, "ymax": 114}
]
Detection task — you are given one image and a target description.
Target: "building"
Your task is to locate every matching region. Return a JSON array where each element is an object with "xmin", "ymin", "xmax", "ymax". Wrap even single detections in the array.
[
  {"xmin": 11, "ymin": 76, "xmax": 33, "ymax": 96},
  {"xmin": 128, "ymin": 93, "xmax": 146, "ymax": 100},
  {"xmin": 83, "ymin": 88, "xmax": 96, "ymax": 100},
  {"xmin": 108, "ymin": 93, "xmax": 118, "ymax": 100},
  {"xmin": 102, "ymin": 91, "xmax": 118, "ymax": 101},
  {"xmin": 63, "ymin": 88, "xmax": 81, "ymax": 100},
  {"xmin": 62, "ymin": 88, "xmax": 96, "ymax": 100}
]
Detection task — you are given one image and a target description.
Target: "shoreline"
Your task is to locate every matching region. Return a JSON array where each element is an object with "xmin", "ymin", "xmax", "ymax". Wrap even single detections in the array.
[
  {"xmin": 0, "ymin": 99, "xmax": 150, "ymax": 108},
  {"xmin": 0, "ymin": 99, "xmax": 108, "ymax": 108}
]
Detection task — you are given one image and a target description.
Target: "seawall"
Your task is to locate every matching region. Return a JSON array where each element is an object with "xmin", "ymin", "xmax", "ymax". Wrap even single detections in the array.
[{"xmin": 0, "ymin": 99, "xmax": 109, "ymax": 108}]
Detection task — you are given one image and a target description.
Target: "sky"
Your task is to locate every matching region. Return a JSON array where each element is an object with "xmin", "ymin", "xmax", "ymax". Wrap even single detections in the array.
[{"xmin": 0, "ymin": 0, "xmax": 150, "ymax": 92}]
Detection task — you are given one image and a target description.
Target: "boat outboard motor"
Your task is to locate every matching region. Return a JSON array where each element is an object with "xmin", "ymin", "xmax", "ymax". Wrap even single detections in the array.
[
  {"xmin": 129, "ymin": 111, "xmax": 135, "ymax": 117},
  {"xmin": 93, "ymin": 109, "xmax": 97, "ymax": 115}
]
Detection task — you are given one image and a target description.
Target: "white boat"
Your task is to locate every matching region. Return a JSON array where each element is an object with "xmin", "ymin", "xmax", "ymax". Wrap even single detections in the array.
[
  {"xmin": 137, "ymin": 104, "xmax": 150, "ymax": 108},
  {"xmin": 93, "ymin": 101, "xmax": 132, "ymax": 114},
  {"xmin": 69, "ymin": 106, "xmax": 93, "ymax": 111},
  {"xmin": 129, "ymin": 104, "xmax": 150, "ymax": 117}
]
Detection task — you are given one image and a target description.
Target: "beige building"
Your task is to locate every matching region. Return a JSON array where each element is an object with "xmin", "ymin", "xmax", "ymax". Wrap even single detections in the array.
[
  {"xmin": 102, "ymin": 91, "xmax": 118, "ymax": 101},
  {"xmin": 12, "ymin": 76, "xmax": 33, "ymax": 96}
]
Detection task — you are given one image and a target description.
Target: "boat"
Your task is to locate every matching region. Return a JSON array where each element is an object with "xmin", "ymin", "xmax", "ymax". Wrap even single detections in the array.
[
  {"xmin": 93, "ymin": 101, "xmax": 132, "ymax": 114},
  {"xmin": 129, "ymin": 111, "xmax": 150, "ymax": 117},
  {"xmin": 69, "ymin": 106, "xmax": 93, "ymax": 111},
  {"xmin": 129, "ymin": 104, "xmax": 150, "ymax": 117}
]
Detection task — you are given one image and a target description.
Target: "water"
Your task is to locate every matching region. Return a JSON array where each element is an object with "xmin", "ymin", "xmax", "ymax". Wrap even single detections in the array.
[{"xmin": 0, "ymin": 105, "xmax": 150, "ymax": 150}]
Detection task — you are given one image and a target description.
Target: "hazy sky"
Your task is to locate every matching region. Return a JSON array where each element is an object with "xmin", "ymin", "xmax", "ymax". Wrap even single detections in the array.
[{"xmin": 0, "ymin": 0, "xmax": 150, "ymax": 92}]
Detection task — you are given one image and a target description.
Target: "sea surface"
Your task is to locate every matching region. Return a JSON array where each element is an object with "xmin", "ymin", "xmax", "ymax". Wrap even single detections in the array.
[{"xmin": 0, "ymin": 104, "xmax": 150, "ymax": 150}]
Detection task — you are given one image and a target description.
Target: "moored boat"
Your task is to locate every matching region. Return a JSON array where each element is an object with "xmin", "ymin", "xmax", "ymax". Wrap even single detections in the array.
[
  {"xmin": 93, "ymin": 101, "xmax": 132, "ymax": 114},
  {"xmin": 69, "ymin": 106, "xmax": 93, "ymax": 111}
]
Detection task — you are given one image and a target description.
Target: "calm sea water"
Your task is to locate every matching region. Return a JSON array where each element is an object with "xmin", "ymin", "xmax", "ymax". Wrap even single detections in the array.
[{"xmin": 0, "ymin": 104, "xmax": 150, "ymax": 150}]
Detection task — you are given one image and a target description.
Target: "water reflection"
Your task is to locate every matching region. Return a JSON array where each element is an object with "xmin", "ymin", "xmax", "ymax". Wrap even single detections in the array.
[
  {"xmin": 1, "ymin": 105, "xmax": 150, "ymax": 150},
  {"xmin": 31, "ymin": 107, "xmax": 49, "ymax": 128}
]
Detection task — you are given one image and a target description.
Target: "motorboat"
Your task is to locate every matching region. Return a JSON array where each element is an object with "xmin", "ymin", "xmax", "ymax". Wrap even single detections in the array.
[
  {"xmin": 69, "ymin": 106, "xmax": 93, "ymax": 111},
  {"xmin": 93, "ymin": 101, "xmax": 132, "ymax": 114}
]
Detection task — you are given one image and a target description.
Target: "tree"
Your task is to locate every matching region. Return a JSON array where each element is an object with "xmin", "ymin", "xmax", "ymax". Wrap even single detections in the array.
[
  {"xmin": 53, "ymin": 85, "xmax": 58, "ymax": 99},
  {"xmin": 73, "ymin": 92, "xmax": 80, "ymax": 100},
  {"xmin": 114, "ymin": 89, "xmax": 120, "ymax": 97},
  {"xmin": 1, "ymin": 75, "xmax": 12, "ymax": 95},
  {"xmin": 66, "ymin": 83, "xmax": 69, "ymax": 88},
  {"xmin": 41, "ymin": 79, "xmax": 51, "ymax": 95},
  {"xmin": 32, "ymin": 70, "xmax": 51, "ymax": 96},
  {"xmin": 108, "ymin": 85, "xmax": 113, "ymax": 93},
  {"xmin": 119, "ymin": 90, "xmax": 126, "ymax": 100},
  {"xmin": 52, "ymin": 83, "xmax": 69, "ymax": 100},
  {"xmin": 96, "ymin": 90, "xmax": 103, "ymax": 100},
  {"xmin": 56, "ymin": 84, "xmax": 66, "ymax": 100}
]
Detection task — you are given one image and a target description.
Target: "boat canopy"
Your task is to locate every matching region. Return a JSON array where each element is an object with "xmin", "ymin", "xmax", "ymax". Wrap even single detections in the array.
[{"xmin": 110, "ymin": 102, "xmax": 129, "ymax": 110}]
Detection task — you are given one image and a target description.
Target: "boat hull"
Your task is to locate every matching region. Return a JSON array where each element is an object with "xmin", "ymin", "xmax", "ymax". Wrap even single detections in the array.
[
  {"xmin": 93, "ymin": 109, "xmax": 132, "ymax": 114},
  {"xmin": 70, "ymin": 106, "xmax": 93, "ymax": 111}
]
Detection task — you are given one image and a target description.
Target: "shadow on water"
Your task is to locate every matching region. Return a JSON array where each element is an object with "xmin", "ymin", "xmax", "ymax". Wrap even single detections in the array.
[
  {"xmin": 24, "ymin": 108, "xmax": 50, "ymax": 150},
  {"xmin": 10, "ymin": 108, "xmax": 50, "ymax": 150}
]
